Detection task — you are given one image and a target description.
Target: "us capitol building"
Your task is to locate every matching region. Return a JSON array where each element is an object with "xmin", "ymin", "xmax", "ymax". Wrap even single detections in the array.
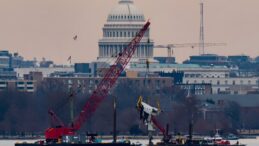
[{"xmin": 97, "ymin": 0, "xmax": 155, "ymax": 63}]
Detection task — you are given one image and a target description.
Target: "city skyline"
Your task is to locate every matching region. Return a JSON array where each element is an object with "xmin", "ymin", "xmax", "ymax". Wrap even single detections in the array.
[{"xmin": 0, "ymin": 0, "xmax": 259, "ymax": 64}]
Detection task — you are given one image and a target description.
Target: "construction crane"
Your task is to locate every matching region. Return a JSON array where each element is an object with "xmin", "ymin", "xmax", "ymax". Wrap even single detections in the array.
[
  {"xmin": 154, "ymin": 43, "xmax": 226, "ymax": 58},
  {"xmin": 44, "ymin": 21, "xmax": 151, "ymax": 143}
]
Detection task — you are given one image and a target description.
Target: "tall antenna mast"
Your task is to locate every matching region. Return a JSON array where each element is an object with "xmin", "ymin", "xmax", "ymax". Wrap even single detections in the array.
[{"xmin": 199, "ymin": 0, "xmax": 205, "ymax": 55}]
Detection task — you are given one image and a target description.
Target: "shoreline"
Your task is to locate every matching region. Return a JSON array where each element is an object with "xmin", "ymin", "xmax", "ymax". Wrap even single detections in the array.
[{"xmin": 0, "ymin": 135, "xmax": 258, "ymax": 140}]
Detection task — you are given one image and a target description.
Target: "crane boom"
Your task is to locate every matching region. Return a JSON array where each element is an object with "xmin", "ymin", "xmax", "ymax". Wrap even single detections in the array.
[
  {"xmin": 48, "ymin": 110, "xmax": 65, "ymax": 128},
  {"xmin": 151, "ymin": 116, "xmax": 165, "ymax": 135},
  {"xmin": 154, "ymin": 43, "xmax": 226, "ymax": 57},
  {"xmin": 45, "ymin": 21, "xmax": 150, "ymax": 142},
  {"xmin": 72, "ymin": 21, "xmax": 150, "ymax": 130}
]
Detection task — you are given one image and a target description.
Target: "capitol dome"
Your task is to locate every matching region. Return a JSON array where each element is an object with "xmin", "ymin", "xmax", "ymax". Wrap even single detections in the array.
[
  {"xmin": 98, "ymin": 0, "xmax": 155, "ymax": 63},
  {"xmin": 107, "ymin": 0, "xmax": 145, "ymax": 22}
]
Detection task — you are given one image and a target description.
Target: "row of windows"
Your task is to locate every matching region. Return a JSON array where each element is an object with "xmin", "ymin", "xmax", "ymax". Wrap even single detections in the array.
[
  {"xmin": 104, "ymin": 31, "xmax": 146, "ymax": 38},
  {"xmin": 66, "ymin": 79, "xmax": 167, "ymax": 86},
  {"xmin": 17, "ymin": 87, "xmax": 34, "ymax": 90},
  {"xmin": 0, "ymin": 87, "xmax": 7, "ymax": 90},
  {"xmin": 109, "ymin": 15, "xmax": 144, "ymax": 20},
  {"xmin": 184, "ymin": 74, "xmax": 228, "ymax": 78},
  {"xmin": 0, "ymin": 59, "xmax": 10, "ymax": 64},
  {"xmin": 0, "ymin": 87, "xmax": 34, "ymax": 90},
  {"xmin": 125, "ymin": 79, "xmax": 167, "ymax": 86},
  {"xmin": 99, "ymin": 47, "xmax": 152, "ymax": 57},
  {"xmin": 0, "ymin": 81, "xmax": 7, "ymax": 84},
  {"xmin": 0, "ymin": 81, "xmax": 34, "ymax": 85},
  {"xmin": 186, "ymin": 80, "xmax": 256, "ymax": 85},
  {"xmin": 181, "ymin": 85, "xmax": 206, "ymax": 90},
  {"xmin": 195, "ymin": 91, "xmax": 206, "ymax": 95},
  {"xmin": 17, "ymin": 81, "xmax": 34, "ymax": 85}
]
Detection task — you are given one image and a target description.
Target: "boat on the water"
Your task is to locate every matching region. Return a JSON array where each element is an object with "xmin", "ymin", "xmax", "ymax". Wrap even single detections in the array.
[
  {"xmin": 225, "ymin": 133, "xmax": 239, "ymax": 140},
  {"xmin": 155, "ymin": 130, "xmax": 246, "ymax": 146},
  {"xmin": 155, "ymin": 138, "xmax": 246, "ymax": 146}
]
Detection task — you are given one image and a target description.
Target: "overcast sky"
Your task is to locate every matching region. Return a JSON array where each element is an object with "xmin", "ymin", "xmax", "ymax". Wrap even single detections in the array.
[{"xmin": 0, "ymin": 0, "xmax": 259, "ymax": 64}]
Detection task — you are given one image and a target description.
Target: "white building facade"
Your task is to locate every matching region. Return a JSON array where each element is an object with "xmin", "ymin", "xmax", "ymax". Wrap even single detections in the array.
[
  {"xmin": 183, "ymin": 77, "xmax": 259, "ymax": 95},
  {"xmin": 97, "ymin": 0, "xmax": 154, "ymax": 63},
  {"xmin": 129, "ymin": 63, "xmax": 259, "ymax": 95},
  {"xmin": 129, "ymin": 63, "xmax": 231, "ymax": 78}
]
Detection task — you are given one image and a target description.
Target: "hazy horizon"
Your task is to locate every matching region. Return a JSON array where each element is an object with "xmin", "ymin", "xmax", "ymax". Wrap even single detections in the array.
[{"xmin": 0, "ymin": 0, "xmax": 259, "ymax": 64}]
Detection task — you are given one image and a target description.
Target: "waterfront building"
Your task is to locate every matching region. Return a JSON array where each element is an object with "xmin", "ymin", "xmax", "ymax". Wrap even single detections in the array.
[
  {"xmin": 0, "ymin": 80, "xmax": 37, "ymax": 92},
  {"xmin": 97, "ymin": 0, "xmax": 155, "ymax": 63},
  {"xmin": 176, "ymin": 83, "xmax": 212, "ymax": 95},
  {"xmin": 154, "ymin": 57, "xmax": 176, "ymax": 64},
  {"xmin": 183, "ymin": 54, "xmax": 229, "ymax": 66},
  {"xmin": 74, "ymin": 63, "xmax": 90, "ymax": 73},
  {"xmin": 39, "ymin": 59, "xmax": 54, "ymax": 68},
  {"xmin": 0, "ymin": 71, "xmax": 43, "ymax": 92},
  {"xmin": 0, "ymin": 69, "xmax": 16, "ymax": 80},
  {"xmin": 23, "ymin": 71, "xmax": 43, "ymax": 82},
  {"xmin": 12, "ymin": 53, "xmax": 24, "ymax": 68},
  {"xmin": 0, "ymin": 50, "xmax": 12, "ymax": 68},
  {"xmin": 183, "ymin": 77, "xmax": 259, "ymax": 95},
  {"xmin": 227, "ymin": 55, "xmax": 259, "ymax": 77},
  {"xmin": 129, "ymin": 63, "xmax": 231, "ymax": 79},
  {"xmin": 15, "ymin": 67, "xmax": 74, "ymax": 78},
  {"xmin": 128, "ymin": 62, "xmax": 259, "ymax": 95},
  {"xmin": 0, "ymin": 50, "xmax": 17, "ymax": 80},
  {"xmin": 228, "ymin": 55, "xmax": 251, "ymax": 64},
  {"xmin": 8, "ymin": 52, "xmax": 36, "ymax": 68},
  {"xmin": 158, "ymin": 71, "xmax": 184, "ymax": 84},
  {"xmin": 44, "ymin": 76, "xmax": 173, "ymax": 94}
]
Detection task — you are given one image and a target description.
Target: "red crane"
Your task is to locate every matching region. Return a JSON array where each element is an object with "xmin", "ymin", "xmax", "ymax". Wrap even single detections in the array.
[{"xmin": 45, "ymin": 21, "xmax": 151, "ymax": 142}]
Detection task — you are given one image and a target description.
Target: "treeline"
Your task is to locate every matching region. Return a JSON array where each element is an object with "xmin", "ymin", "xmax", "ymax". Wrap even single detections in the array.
[{"xmin": 1, "ymin": 80, "xmax": 259, "ymax": 136}]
